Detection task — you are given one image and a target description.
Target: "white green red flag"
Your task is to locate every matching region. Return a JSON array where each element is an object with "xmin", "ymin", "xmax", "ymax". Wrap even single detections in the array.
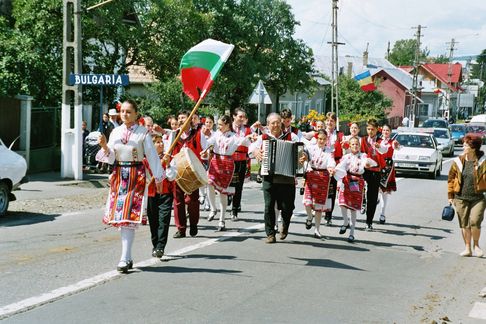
[{"xmin": 180, "ymin": 39, "xmax": 235, "ymax": 101}]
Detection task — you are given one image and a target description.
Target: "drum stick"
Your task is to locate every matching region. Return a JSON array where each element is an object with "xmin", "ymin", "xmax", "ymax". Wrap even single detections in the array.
[{"xmin": 164, "ymin": 94, "xmax": 205, "ymax": 159}]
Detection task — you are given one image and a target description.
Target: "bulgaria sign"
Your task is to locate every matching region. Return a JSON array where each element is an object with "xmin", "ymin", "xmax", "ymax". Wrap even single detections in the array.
[{"xmin": 68, "ymin": 74, "xmax": 129, "ymax": 86}]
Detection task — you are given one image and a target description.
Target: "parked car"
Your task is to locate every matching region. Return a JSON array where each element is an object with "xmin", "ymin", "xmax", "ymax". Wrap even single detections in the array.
[
  {"xmin": 421, "ymin": 118, "xmax": 448, "ymax": 128},
  {"xmin": 449, "ymin": 124, "xmax": 466, "ymax": 145},
  {"xmin": 393, "ymin": 130, "xmax": 443, "ymax": 179},
  {"xmin": 465, "ymin": 123, "xmax": 486, "ymax": 143},
  {"xmin": 469, "ymin": 114, "xmax": 486, "ymax": 125},
  {"xmin": 431, "ymin": 128, "xmax": 454, "ymax": 157},
  {"xmin": 0, "ymin": 137, "xmax": 28, "ymax": 216}
]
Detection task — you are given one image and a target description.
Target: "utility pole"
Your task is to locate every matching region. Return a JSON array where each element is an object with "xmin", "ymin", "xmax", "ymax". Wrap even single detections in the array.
[
  {"xmin": 410, "ymin": 24, "xmax": 425, "ymax": 127},
  {"xmin": 61, "ymin": 0, "xmax": 83, "ymax": 180},
  {"xmin": 446, "ymin": 38, "xmax": 459, "ymax": 120},
  {"xmin": 386, "ymin": 41, "xmax": 391, "ymax": 60},
  {"xmin": 327, "ymin": 0, "xmax": 345, "ymax": 127}
]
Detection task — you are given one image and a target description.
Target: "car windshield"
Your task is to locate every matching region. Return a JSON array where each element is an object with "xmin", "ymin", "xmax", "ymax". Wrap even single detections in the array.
[
  {"xmin": 433, "ymin": 129, "xmax": 449, "ymax": 139},
  {"xmin": 423, "ymin": 120, "xmax": 447, "ymax": 128},
  {"xmin": 395, "ymin": 134, "xmax": 435, "ymax": 149},
  {"xmin": 450, "ymin": 125, "xmax": 465, "ymax": 132},
  {"xmin": 466, "ymin": 125, "xmax": 486, "ymax": 133}
]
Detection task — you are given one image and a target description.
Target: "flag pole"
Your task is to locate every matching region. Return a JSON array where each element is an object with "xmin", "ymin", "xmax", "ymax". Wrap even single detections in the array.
[{"xmin": 164, "ymin": 90, "xmax": 206, "ymax": 158}]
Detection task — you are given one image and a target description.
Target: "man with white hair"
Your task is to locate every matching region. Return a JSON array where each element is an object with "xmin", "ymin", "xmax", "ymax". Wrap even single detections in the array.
[
  {"xmin": 250, "ymin": 113, "xmax": 299, "ymax": 244},
  {"xmin": 108, "ymin": 108, "xmax": 120, "ymax": 128}
]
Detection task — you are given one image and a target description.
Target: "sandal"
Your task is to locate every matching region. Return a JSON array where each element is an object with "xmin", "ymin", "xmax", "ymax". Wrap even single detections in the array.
[{"xmin": 305, "ymin": 218, "xmax": 312, "ymax": 230}]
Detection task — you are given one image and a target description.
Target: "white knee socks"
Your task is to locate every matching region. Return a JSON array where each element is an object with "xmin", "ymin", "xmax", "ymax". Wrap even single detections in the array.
[
  {"xmin": 120, "ymin": 227, "xmax": 135, "ymax": 262},
  {"xmin": 219, "ymin": 193, "xmax": 228, "ymax": 223},
  {"xmin": 341, "ymin": 206, "xmax": 349, "ymax": 227},
  {"xmin": 380, "ymin": 192, "xmax": 388, "ymax": 216},
  {"xmin": 349, "ymin": 210, "xmax": 357, "ymax": 236},
  {"xmin": 315, "ymin": 211, "xmax": 322, "ymax": 234},
  {"xmin": 208, "ymin": 185, "xmax": 217, "ymax": 212}
]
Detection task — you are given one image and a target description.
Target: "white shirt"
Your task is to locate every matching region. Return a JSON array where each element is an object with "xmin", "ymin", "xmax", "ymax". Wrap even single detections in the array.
[
  {"xmin": 304, "ymin": 143, "xmax": 336, "ymax": 171},
  {"xmin": 206, "ymin": 130, "xmax": 250, "ymax": 156},
  {"xmin": 96, "ymin": 124, "xmax": 165, "ymax": 181}
]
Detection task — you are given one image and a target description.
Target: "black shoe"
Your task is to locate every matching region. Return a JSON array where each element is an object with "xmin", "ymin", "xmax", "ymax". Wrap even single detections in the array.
[
  {"xmin": 379, "ymin": 214, "xmax": 386, "ymax": 224},
  {"xmin": 173, "ymin": 231, "xmax": 186, "ymax": 238},
  {"xmin": 152, "ymin": 249, "xmax": 164, "ymax": 258},
  {"xmin": 256, "ymin": 174, "xmax": 263, "ymax": 183},
  {"xmin": 117, "ymin": 261, "xmax": 131, "ymax": 273},
  {"xmin": 218, "ymin": 221, "xmax": 226, "ymax": 231},
  {"xmin": 305, "ymin": 219, "xmax": 312, "ymax": 230},
  {"xmin": 299, "ymin": 187, "xmax": 305, "ymax": 195},
  {"xmin": 231, "ymin": 210, "xmax": 238, "ymax": 221},
  {"xmin": 365, "ymin": 224, "xmax": 373, "ymax": 232},
  {"xmin": 339, "ymin": 225, "xmax": 349, "ymax": 235},
  {"xmin": 189, "ymin": 225, "xmax": 198, "ymax": 237},
  {"xmin": 348, "ymin": 235, "xmax": 355, "ymax": 242},
  {"xmin": 237, "ymin": 206, "xmax": 241, "ymax": 212}
]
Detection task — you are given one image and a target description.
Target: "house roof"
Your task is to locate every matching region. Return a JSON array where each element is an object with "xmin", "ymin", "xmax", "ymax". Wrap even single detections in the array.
[
  {"xmin": 314, "ymin": 55, "xmax": 412, "ymax": 90},
  {"xmin": 421, "ymin": 63, "xmax": 462, "ymax": 89}
]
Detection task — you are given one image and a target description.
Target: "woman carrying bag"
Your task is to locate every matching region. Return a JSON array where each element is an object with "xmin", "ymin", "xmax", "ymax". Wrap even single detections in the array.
[{"xmin": 447, "ymin": 134, "xmax": 486, "ymax": 257}]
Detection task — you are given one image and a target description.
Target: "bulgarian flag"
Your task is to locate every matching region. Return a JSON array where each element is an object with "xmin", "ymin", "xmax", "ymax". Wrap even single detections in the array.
[
  {"xmin": 180, "ymin": 39, "xmax": 235, "ymax": 101},
  {"xmin": 354, "ymin": 70, "xmax": 376, "ymax": 92}
]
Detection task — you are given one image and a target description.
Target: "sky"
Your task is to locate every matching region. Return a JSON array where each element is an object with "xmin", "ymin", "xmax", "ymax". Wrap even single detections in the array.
[{"xmin": 285, "ymin": 0, "xmax": 486, "ymax": 60}]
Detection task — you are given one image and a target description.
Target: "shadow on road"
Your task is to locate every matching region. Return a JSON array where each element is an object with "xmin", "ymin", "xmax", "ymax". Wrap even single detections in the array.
[
  {"xmin": 290, "ymin": 257, "xmax": 365, "ymax": 271},
  {"xmin": 0, "ymin": 211, "xmax": 59, "ymax": 227},
  {"xmin": 138, "ymin": 265, "xmax": 242, "ymax": 275}
]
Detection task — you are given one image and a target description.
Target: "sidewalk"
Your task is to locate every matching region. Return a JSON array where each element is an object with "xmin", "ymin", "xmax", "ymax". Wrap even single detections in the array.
[{"xmin": 14, "ymin": 171, "xmax": 109, "ymax": 201}]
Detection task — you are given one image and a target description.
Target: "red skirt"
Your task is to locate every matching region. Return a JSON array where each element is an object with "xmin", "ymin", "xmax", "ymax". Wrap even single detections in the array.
[
  {"xmin": 208, "ymin": 154, "xmax": 235, "ymax": 195},
  {"xmin": 338, "ymin": 173, "xmax": 365, "ymax": 211},
  {"xmin": 104, "ymin": 162, "xmax": 147, "ymax": 228},
  {"xmin": 303, "ymin": 170, "xmax": 331, "ymax": 212}
]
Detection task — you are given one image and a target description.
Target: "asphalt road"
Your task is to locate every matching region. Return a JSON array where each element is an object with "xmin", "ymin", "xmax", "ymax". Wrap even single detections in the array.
[{"xmin": 1, "ymin": 150, "xmax": 485, "ymax": 323}]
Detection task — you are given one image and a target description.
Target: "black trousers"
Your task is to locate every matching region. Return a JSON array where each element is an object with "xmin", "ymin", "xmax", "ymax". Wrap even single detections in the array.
[
  {"xmin": 325, "ymin": 177, "xmax": 337, "ymax": 219},
  {"xmin": 262, "ymin": 180, "xmax": 295, "ymax": 236},
  {"xmin": 147, "ymin": 193, "xmax": 174, "ymax": 251},
  {"xmin": 231, "ymin": 160, "xmax": 247, "ymax": 213},
  {"xmin": 363, "ymin": 170, "xmax": 381, "ymax": 225}
]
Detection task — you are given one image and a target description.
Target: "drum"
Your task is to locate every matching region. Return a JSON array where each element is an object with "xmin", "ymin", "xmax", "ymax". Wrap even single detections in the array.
[{"xmin": 173, "ymin": 147, "xmax": 208, "ymax": 195}]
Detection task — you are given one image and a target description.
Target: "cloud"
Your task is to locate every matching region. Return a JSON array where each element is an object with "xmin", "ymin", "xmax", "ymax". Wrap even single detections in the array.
[{"xmin": 287, "ymin": 0, "xmax": 486, "ymax": 58}]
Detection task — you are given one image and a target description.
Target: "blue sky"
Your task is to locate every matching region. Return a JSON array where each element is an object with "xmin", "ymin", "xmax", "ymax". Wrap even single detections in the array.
[{"xmin": 286, "ymin": 0, "xmax": 486, "ymax": 59}]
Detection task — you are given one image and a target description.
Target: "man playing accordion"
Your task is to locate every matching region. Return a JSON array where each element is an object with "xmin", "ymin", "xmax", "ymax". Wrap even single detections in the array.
[{"xmin": 250, "ymin": 113, "xmax": 299, "ymax": 244}]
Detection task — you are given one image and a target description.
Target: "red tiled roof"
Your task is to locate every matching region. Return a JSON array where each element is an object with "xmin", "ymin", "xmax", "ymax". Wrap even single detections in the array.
[
  {"xmin": 399, "ymin": 66, "xmax": 414, "ymax": 73},
  {"xmin": 421, "ymin": 63, "xmax": 462, "ymax": 89}
]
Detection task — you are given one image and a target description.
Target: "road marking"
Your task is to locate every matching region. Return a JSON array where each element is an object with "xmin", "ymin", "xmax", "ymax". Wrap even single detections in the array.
[
  {"xmin": 0, "ymin": 223, "xmax": 264, "ymax": 320},
  {"xmin": 469, "ymin": 302, "xmax": 486, "ymax": 320}
]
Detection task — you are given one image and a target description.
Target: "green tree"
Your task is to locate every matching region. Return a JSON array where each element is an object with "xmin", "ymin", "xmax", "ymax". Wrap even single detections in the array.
[
  {"xmin": 429, "ymin": 54, "xmax": 449, "ymax": 64},
  {"xmin": 192, "ymin": 0, "xmax": 315, "ymax": 115},
  {"xmin": 338, "ymin": 75, "xmax": 392, "ymax": 120},
  {"xmin": 0, "ymin": 0, "xmax": 63, "ymax": 105},
  {"xmin": 388, "ymin": 39, "xmax": 429, "ymax": 66}
]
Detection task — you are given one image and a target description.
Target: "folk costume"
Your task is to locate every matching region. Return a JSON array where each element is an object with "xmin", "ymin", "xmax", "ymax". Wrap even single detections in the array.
[
  {"xmin": 302, "ymin": 142, "xmax": 336, "ymax": 238},
  {"xmin": 324, "ymin": 128, "xmax": 344, "ymax": 224},
  {"xmin": 206, "ymin": 130, "xmax": 250, "ymax": 230},
  {"xmin": 96, "ymin": 123, "xmax": 165, "ymax": 269},
  {"xmin": 334, "ymin": 151, "xmax": 373, "ymax": 242},
  {"xmin": 360, "ymin": 135, "xmax": 387, "ymax": 229},
  {"xmin": 145, "ymin": 155, "xmax": 175, "ymax": 258},
  {"xmin": 378, "ymin": 136, "xmax": 399, "ymax": 224},
  {"xmin": 250, "ymin": 131, "xmax": 299, "ymax": 242},
  {"xmin": 171, "ymin": 125, "xmax": 208, "ymax": 238},
  {"xmin": 230, "ymin": 123, "xmax": 253, "ymax": 219}
]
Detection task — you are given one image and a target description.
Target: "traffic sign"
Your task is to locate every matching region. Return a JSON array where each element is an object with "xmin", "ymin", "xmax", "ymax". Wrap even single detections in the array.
[
  {"xmin": 68, "ymin": 74, "xmax": 129, "ymax": 86},
  {"xmin": 248, "ymin": 80, "xmax": 272, "ymax": 104}
]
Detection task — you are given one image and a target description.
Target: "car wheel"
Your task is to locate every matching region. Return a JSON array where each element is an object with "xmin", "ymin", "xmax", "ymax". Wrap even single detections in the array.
[{"xmin": 0, "ymin": 182, "xmax": 10, "ymax": 216}]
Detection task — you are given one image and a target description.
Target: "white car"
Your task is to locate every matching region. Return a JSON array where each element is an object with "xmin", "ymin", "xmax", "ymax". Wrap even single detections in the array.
[
  {"xmin": 426, "ymin": 128, "xmax": 454, "ymax": 157},
  {"xmin": 0, "ymin": 138, "xmax": 28, "ymax": 215},
  {"xmin": 392, "ymin": 130, "xmax": 443, "ymax": 179}
]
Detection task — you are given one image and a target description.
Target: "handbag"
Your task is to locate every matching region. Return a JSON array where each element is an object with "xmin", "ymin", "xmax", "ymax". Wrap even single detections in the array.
[{"xmin": 441, "ymin": 203, "xmax": 455, "ymax": 221}]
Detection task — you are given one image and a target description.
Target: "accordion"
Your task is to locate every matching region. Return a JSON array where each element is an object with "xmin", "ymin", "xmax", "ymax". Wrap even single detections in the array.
[{"xmin": 261, "ymin": 139, "xmax": 305, "ymax": 177}]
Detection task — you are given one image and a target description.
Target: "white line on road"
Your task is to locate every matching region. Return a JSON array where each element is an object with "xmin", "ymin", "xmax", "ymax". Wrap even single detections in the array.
[
  {"xmin": 469, "ymin": 302, "xmax": 486, "ymax": 320},
  {"xmin": 0, "ymin": 223, "xmax": 264, "ymax": 320}
]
